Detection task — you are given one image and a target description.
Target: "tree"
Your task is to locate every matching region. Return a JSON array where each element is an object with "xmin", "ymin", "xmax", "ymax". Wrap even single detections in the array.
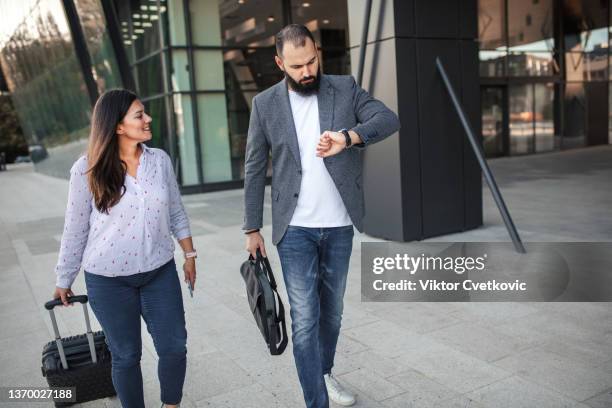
[{"xmin": 0, "ymin": 95, "xmax": 28, "ymax": 163}]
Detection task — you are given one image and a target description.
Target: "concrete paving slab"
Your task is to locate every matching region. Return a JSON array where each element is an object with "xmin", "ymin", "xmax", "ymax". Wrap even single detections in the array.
[
  {"xmin": 584, "ymin": 388, "xmax": 612, "ymax": 408},
  {"xmin": 494, "ymin": 349, "xmax": 612, "ymax": 401},
  {"xmin": 332, "ymin": 349, "xmax": 411, "ymax": 378},
  {"xmin": 426, "ymin": 321, "xmax": 535, "ymax": 362},
  {"xmin": 393, "ymin": 341, "xmax": 512, "ymax": 394},
  {"xmin": 466, "ymin": 375, "xmax": 588, "ymax": 408},
  {"xmin": 196, "ymin": 382, "xmax": 287, "ymax": 407},
  {"xmin": 382, "ymin": 368, "xmax": 461, "ymax": 407},
  {"xmin": 339, "ymin": 367, "xmax": 405, "ymax": 401},
  {"xmin": 182, "ymin": 351, "xmax": 255, "ymax": 402}
]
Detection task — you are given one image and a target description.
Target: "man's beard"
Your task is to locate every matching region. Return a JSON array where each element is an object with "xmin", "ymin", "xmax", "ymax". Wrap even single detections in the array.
[{"xmin": 285, "ymin": 67, "xmax": 321, "ymax": 96}]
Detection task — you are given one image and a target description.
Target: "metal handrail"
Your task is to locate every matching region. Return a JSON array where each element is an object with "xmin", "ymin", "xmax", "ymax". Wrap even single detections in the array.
[{"xmin": 436, "ymin": 57, "xmax": 526, "ymax": 254}]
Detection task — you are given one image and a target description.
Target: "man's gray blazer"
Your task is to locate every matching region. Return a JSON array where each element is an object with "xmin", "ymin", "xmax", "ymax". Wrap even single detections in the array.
[{"xmin": 243, "ymin": 74, "xmax": 400, "ymax": 245}]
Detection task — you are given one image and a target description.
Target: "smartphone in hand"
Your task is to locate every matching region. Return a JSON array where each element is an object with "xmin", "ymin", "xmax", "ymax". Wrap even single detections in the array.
[{"xmin": 186, "ymin": 280, "xmax": 193, "ymax": 298}]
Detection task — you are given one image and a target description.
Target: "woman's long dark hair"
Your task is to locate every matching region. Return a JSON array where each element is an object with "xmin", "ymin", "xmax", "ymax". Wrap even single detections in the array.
[{"xmin": 87, "ymin": 89, "xmax": 138, "ymax": 214}]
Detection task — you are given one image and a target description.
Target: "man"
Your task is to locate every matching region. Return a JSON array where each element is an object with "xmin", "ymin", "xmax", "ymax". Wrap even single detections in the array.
[{"xmin": 243, "ymin": 24, "xmax": 400, "ymax": 408}]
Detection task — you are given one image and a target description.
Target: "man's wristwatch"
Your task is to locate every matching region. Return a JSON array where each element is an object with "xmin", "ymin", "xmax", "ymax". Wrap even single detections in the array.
[
  {"xmin": 339, "ymin": 128, "xmax": 352, "ymax": 149},
  {"xmin": 184, "ymin": 250, "xmax": 198, "ymax": 260}
]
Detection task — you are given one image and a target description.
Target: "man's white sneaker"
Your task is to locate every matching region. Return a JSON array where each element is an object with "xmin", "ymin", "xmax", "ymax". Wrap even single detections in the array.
[{"xmin": 324, "ymin": 373, "xmax": 356, "ymax": 406}]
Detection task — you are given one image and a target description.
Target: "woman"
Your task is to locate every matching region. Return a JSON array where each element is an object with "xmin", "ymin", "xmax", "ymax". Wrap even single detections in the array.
[{"xmin": 53, "ymin": 89, "xmax": 196, "ymax": 408}]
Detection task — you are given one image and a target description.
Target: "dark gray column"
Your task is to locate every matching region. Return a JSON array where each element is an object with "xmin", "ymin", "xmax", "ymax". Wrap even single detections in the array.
[
  {"xmin": 348, "ymin": 0, "xmax": 482, "ymax": 241},
  {"xmin": 62, "ymin": 0, "xmax": 99, "ymax": 106}
]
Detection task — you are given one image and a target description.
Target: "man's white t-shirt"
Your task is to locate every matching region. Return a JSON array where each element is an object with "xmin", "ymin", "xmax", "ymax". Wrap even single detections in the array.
[{"xmin": 287, "ymin": 89, "xmax": 352, "ymax": 228}]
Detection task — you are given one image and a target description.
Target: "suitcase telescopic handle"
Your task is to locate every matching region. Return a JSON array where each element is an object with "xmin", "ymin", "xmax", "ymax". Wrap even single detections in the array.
[
  {"xmin": 44, "ymin": 294, "xmax": 97, "ymax": 370},
  {"xmin": 44, "ymin": 295, "xmax": 89, "ymax": 310}
]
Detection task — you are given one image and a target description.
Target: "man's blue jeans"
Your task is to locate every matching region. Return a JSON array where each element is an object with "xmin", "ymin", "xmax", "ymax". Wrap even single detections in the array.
[
  {"xmin": 277, "ymin": 225, "xmax": 354, "ymax": 408},
  {"xmin": 84, "ymin": 259, "xmax": 187, "ymax": 408}
]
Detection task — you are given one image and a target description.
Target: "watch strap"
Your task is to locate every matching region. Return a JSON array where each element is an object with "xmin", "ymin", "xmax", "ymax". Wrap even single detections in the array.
[{"xmin": 340, "ymin": 128, "xmax": 352, "ymax": 148}]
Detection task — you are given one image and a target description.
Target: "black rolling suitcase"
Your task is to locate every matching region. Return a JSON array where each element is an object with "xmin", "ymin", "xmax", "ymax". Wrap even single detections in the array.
[{"xmin": 41, "ymin": 295, "xmax": 116, "ymax": 406}]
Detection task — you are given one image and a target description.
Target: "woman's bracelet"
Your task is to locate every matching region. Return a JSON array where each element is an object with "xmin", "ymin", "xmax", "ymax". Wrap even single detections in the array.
[
  {"xmin": 245, "ymin": 228, "xmax": 260, "ymax": 235},
  {"xmin": 184, "ymin": 250, "xmax": 197, "ymax": 259}
]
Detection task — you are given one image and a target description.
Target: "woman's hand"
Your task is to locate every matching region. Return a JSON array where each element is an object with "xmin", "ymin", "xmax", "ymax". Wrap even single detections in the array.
[
  {"xmin": 183, "ymin": 258, "xmax": 196, "ymax": 290},
  {"xmin": 52, "ymin": 287, "xmax": 75, "ymax": 307},
  {"xmin": 177, "ymin": 238, "xmax": 197, "ymax": 291}
]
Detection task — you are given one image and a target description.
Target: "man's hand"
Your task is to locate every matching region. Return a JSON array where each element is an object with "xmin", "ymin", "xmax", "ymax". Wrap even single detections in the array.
[
  {"xmin": 52, "ymin": 287, "xmax": 74, "ymax": 307},
  {"xmin": 316, "ymin": 131, "xmax": 346, "ymax": 158},
  {"xmin": 246, "ymin": 230, "xmax": 267, "ymax": 258}
]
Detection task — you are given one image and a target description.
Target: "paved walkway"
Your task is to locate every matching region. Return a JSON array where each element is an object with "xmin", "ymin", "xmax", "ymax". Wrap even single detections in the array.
[{"xmin": 0, "ymin": 146, "xmax": 611, "ymax": 407}]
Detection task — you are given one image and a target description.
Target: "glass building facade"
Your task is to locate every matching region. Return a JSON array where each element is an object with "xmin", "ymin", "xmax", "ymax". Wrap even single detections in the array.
[
  {"xmin": 109, "ymin": 0, "xmax": 350, "ymax": 190},
  {"xmin": 0, "ymin": 0, "xmax": 610, "ymax": 190},
  {"xmin": 0, "ymin": 0, "xmax": 123, "ymax": 177},
  {"xmin": 0, "ymin": 0, "xmax": 350, "ymax": 188},
  {"xmin": 479, "ymin": 0, "xmax": 612, "ymax": 157}
]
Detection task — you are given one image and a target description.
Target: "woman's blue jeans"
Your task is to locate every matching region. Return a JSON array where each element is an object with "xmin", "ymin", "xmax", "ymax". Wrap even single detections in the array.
[
  {"xmin": 277, "ymin": 225, "xmax": 354, "ymax": 408},
  {"xmin": 85, "ymin": 259, "xmax": 187, "ymax": 407}
]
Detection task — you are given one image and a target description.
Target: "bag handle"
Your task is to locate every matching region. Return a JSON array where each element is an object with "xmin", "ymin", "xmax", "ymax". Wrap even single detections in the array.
[
  {"xmin": 248, "ymin": 250, "xmax": 278, "ymax": 290},
  {"xmin": 269, "ymin": 291, "xmax": 288, "ymax": 355},
  {"xmin": 45, "ymin": 295, "xmax": 88, "ymax": 310},
  {"xmin": 255, "ymin": 249, "xmax": 278, "ymax": 289}
]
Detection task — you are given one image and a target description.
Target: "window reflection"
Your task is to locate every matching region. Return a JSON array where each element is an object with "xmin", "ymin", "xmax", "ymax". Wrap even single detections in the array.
[
  {"xmin": 73, "ymin": 0, "xmax": 123, "ymax": 93},
  {"xmin": 217, "ymin": 0, "xmax": 285, "ymax": 94},
  {"xmin": 563, "ymin": 1, "xmax": 609, "ymax": 82},
  {"xmin": 508, "ymin": 0, "xmax": 554, "ymax": 51},
  {"xmin": 173, "ymin": 93, "xmax": 199, "ymax": 186},
  {"xmin": 479, "ymin": 50, "xmax": 505, "ymax": 77},
  {"xmin": 566, "ymin": 49, "xmax": 608, "ymax": 82},
  {"xmin": 478, "ymin": 0, "xmax": 506, "ymax": 50},
  {"xmin": 534, "ymin": 83, "xmax": 556, "ymax": 152},
  {"xmin": 563, "ymin": 1, "xmax": 609, "ymax": 52},
  {"xmin": 114, "ymin": 0, "xmax": 165, "ymax": 62},
  {"xmin": 197, "ymin": 93, "xmax": 232, "ymax": 183},
  {"xmin": 218, "ymin": 0, "xmax": 284, "ymax": 47},
  {"xmin": 506, "ymin": 0, "xmax": 556, "ymax": 78},
  {"xmin": 223, "ymin": 48, "xmax": 282, "ymax": 92},
  {"xmin": 509, "ymin": 85, "xmax": 535, "ymax": 155},
  {"xmin": 135, "ymin": 54, "xmax": 164, "ymax": 97},
  {"xmin": 290, "ymin": 0, "xmax": 350, "ymax": 74},
  {"xmin": 609, "ymin": 83, "xmax": 612, "ymax": 143},
  {"xmin": 226, "ymin": 86, "xmax": 257, "ymax": 180},
  {"xmin": 508, "ymin": 51, "xmax": 557, "ymax": 76},
  {"xmin": 481, "ymin": 87, "xmax": 505, "ymax": 157},
  {"xmin": 0, "ymin": 0, "xmax": 91, "ymax": 153},
  {"xmin": 563, "ymin": 82, "xmax": 586, "ymax": 148}
]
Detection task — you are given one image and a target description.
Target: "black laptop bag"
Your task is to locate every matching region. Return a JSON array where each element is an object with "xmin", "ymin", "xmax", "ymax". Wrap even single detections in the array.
[{"xmin": 240, "ymin": 251, "xmax": 288, "ymax": 355}]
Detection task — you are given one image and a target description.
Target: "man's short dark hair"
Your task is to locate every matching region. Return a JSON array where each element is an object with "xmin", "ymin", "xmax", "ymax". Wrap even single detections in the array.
[{"xmin": 275, "ymin": 24, "xmax": 316, "ymax": 57}]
